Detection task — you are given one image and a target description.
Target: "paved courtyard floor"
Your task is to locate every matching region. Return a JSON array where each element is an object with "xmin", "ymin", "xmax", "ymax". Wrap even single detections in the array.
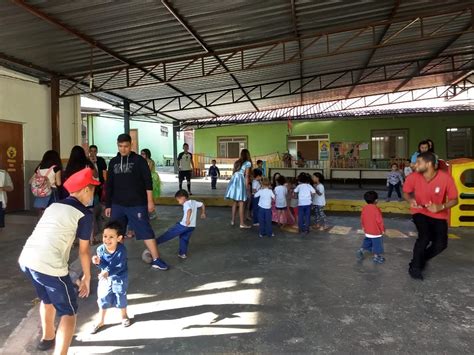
[{"xmin": 0, "ymin": 207, "xmax": 473, "ymax": 354}]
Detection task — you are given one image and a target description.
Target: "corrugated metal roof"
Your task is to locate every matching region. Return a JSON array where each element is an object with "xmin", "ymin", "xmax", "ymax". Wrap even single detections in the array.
[{"xmin": 1, "ymin": 0, "xmax": 472, "ymax": 123}]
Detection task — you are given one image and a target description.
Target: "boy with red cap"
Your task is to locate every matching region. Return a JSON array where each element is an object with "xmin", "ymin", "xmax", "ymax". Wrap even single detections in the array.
[{"xmin": 18, "ymin": 167, "xmax": 100, "ymax": 355}]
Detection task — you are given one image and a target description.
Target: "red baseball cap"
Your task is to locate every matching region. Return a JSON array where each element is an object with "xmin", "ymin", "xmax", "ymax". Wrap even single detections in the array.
[{"xmin": 64, "ymin": 167, "xmax": 100, "ymax": 193}]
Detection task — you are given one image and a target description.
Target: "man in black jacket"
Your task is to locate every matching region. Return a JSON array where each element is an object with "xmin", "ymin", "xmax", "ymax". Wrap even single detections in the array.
[{"xmin": 105, "ymin": 134, "xmax": 168, "ymax": 270}]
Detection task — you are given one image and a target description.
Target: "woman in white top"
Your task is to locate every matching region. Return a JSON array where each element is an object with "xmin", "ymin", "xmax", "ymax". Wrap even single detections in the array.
[{"xmin": 32, "ymin": 150, "xmax": 62, "ymax": 211}]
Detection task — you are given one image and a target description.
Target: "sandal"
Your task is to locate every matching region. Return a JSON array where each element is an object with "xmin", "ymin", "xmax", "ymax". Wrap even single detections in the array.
[
  {"xmin": 90, "ymin": 323, "xmax": 105, "ymax": 334},
  {"xmin": 122, "ymin": 318, "xmax": 131, "ymax": 327}
]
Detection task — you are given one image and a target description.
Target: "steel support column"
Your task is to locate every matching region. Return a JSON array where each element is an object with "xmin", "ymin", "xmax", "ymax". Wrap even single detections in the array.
[
  {"xmin": 173, "ymin": 124, "xmax": 179, "ymax": 174},
  {"xmin": 123, "ymin": 99, "xmax": 130, "ymax": 134},
  {"xmin": 50, "ymin": 77, "xmax": 60, "ymax": 154}
]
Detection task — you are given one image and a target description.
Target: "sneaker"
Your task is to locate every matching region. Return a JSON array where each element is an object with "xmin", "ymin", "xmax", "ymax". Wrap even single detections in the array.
[
  {"xmin": 373, "ymin": 256, "xmax": 385, "ymax": 264},
  {"xmin": 151, "ymin": 258, "xmax": 169, "ymax": 270},
  {"xmin": 37, "ymin": 338, "xmax": 55, "ymax": 351},
  {"xmin": 253, "ymin": 223, "xmax": 260, "ymax": 227},
  {"xmin": 356, "ymin": 249, "xmax": 365, "ymax": 261},
  {"xmin": 178, "ymin": 254, "xmax": 187, "ymax": 259},
  {"xmin": 408, "ymin": 265, "xmax": 423, "ymax": 280},
  {"xmin": 259, "ymin": 234, "xmax": 264, "ymax": 238}
]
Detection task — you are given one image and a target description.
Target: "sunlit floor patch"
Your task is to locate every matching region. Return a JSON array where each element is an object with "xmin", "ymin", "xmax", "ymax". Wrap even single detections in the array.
[
  {"xmin": 448, "ymin": 233, "xmax": 461, "ymax": 240},
  {"xmin": 76, "ymin": 288, "xmax": 261, "ymax": 344},
  {"xmin": 329, "ymin": 226, "xmax": 352, "ymax": 235},
  {"xmin": 69, "ymin": 345, "xmax": 145, "ymax": 354}
]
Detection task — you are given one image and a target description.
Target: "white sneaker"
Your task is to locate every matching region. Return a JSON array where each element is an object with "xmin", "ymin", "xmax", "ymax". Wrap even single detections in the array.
[{"xmin": 178, "ymin": 254, "xmax": 187, "ymax": 259}]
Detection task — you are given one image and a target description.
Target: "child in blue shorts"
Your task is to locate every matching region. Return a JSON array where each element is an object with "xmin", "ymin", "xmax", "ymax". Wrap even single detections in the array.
[
  {"xmin": 91, "ymin": 221, "xmax": 130, "ymax": 333},
  {"xmin": 150, "ymin": 190, "xmax": 206, "ymax": 260},
  {"xmin": 18, "ymin": 168, "xmax": 99, "ymax": 353}
]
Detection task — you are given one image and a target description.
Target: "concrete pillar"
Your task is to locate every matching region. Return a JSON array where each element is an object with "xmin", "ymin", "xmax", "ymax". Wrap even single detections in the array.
[
  {"xmin": 50, "ymin": 77, "xmax": 60, "ymax": 154},
  {"xmin": 123, "ymin": 99, "xmax": 130, "ymax": 134},
  {"xmin": 173, "ymin": 124, "xmax": 179, "ymax": 174}
]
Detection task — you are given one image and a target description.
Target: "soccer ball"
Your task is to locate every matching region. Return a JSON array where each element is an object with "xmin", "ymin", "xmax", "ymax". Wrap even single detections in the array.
[{"xmin": 141, "ymin": 249, "xmax": 153, "ymax": 264}]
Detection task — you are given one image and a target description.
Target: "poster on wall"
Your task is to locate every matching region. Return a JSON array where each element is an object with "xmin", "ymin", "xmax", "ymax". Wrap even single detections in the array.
[
  {"xmin": 330, "ymin": 142, "xmax": 360, "ymax": 168},
  {"xmin": 319, "ymin": 141, "xmax": 329, "ymax": 161}
]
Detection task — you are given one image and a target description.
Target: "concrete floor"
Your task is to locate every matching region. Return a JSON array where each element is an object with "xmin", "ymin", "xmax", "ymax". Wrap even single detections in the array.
[
  {"xmin": 158, "ymin": 169, "xmax": 392, "ymax": 201},
  {"xmin": 1, "ymin": 207, "xmax": 473, "ymax": 354}
]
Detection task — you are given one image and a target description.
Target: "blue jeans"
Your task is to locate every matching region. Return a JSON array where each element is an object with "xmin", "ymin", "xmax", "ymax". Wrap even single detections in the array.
[
  {"xmin": 298, "ymin": 205, "xmax": 311, "ymax": 233},
  {"xmin": 258, "ymin": 207, "xmax": 273, "ymax": 236},
  {"xmin": 361, "ymin": 237, "xmax": 384, "ymax": 255},
  {"xmin": 156, "ymin": 223, "xmax": 195, "ymax": 255},
  {"xmin": 252, "ymin": 196, "xmax": 260, "ymax": 224},
  {"xmin": 211, "ymin": 176, "xmax": 218, "ymax": 189}
]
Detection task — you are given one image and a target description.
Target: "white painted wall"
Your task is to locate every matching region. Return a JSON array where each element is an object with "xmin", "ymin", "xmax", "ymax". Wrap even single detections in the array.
[{"xmin": 0, "ymin": 67, "xmax": 80, "ymax": 160}]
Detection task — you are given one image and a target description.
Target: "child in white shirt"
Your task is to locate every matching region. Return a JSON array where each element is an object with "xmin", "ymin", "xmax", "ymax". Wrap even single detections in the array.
[
  {"xmin": 155, "ymin": 190, "xmax": 206, "ymax": 259},
  {"xmin": 274, "ymin": 175, "xmax": 288, "ymax": 226},
  {"xmin": 311, "ymin": 172, "xmax": 327, "ymax": 231},
  {"xmin": 251, "ymin": 169, "xmax": 263, "ymax": 226},
  {"xmin": 294, "ymin": 173, "xmax": 316, "ymax": 234},
  {"xmin": 254, "ymin": 177, "xmax": 275, "ymax": 238}
]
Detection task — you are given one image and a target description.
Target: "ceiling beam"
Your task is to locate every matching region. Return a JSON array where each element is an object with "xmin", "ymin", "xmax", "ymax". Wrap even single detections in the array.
[
  {"xmin": 345, "ymin": 0, "xmax": 401, "ymax": 99},
  {"xmin": 393, "ymin": 14, "xmax": 473, "ymax": 92},
  {"xmin": 11, "ymin": 0, "xmax": 218, "ymax": 118},
  {"xmin": 290, "ymin": 0, "xmax": 303, "ymax": 105},
  {"xmin": 161, "ymin": 0, "xmax": 259, "ymax": 112}
]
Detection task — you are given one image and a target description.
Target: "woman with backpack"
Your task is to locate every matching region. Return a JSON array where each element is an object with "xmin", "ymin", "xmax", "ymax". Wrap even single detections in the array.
[{"xmin": 31, "ymin": 150, "xmax": 62, "ymax": 212}]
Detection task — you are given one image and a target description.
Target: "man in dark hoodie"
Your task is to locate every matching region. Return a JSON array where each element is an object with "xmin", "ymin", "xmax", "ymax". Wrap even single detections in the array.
[{"xmin": 105, "ymin": 134, "xmax": 168, "ymax": 270}]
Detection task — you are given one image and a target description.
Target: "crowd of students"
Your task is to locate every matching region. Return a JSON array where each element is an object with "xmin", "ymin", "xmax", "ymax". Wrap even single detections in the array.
[{"xmin": 11, "ymin": 133, "xmax": 459, "ymax": 355}]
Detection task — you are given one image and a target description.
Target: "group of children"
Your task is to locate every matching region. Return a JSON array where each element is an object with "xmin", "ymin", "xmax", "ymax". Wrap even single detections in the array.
[{"xmin": 249, "ymin": 169, "xmax": 328, "ymax": 237}]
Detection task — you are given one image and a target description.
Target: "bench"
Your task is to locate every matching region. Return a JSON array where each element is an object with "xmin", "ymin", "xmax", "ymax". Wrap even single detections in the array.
[
  {"xmin": 330, "ymin": 168, "xmax": 390, "ymax": 187},
  {"xmin": 163, "ymin": 155, "xmax": 174, "ymax": 166}
]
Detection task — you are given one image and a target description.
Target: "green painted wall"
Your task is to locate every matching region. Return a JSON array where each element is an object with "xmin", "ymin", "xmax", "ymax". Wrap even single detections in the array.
[
  {"xmin": 194, "ymin": 113, "xmax": 473, "ymax": 159},
  {"xmin": 89, "ymin": 116, "xmax": 184, "ymax": 166}
]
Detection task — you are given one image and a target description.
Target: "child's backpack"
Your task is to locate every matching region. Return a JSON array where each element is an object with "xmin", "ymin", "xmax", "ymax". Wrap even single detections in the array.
[{"xmin": 31, "ymin": 166, "xmax": 55, "ymax": 198}]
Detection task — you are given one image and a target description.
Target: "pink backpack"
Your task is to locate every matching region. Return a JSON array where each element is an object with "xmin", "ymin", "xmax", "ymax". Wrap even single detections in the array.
[{"xmin": 31, "ymin": 166, "xmax": 55, "ymax": 198}]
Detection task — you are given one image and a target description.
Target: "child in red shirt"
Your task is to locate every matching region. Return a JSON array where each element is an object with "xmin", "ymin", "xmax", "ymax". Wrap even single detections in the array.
[{"xmin": 357, "ymin": 191, "xmax": 385, "ymax": 264}]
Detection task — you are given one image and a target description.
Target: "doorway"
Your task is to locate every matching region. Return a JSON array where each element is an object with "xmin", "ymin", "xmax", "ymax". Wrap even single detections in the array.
[{"xmin": 0, "ymin": 122, "xmax": 24, "ymax": 211}]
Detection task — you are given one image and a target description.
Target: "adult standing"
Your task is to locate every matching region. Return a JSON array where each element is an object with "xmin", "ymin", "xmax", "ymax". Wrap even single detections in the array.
[
  {"xmin": 105, "ymin": 134, "xmax": 168, "ymax": 270},
  {"xmin": 31, "ymin": 150, "xmax": 63, "ymax": 211},
  {"xmin": 0, "ymin": 163, "xmax": 14, "ymax": 229},
  {"xmin": 141, "ymin": 148, "xmax": 161, "ymax": 219},
  {"xmin": 403, "ymin": 152, "xmax": 458, "ymax": 280},
  {"xmin": 225, "ymin": 149, "xmax": 252, "ymax": 229},
  {"xmin": 177, "ymin": 143, "xmax": 194, "ymax": 195},
  {"xmin": 89, "ymin": 145, "xmax": 108, "ymax": 242},
  {"xmin": 64, "ymin": 146, "xmax": 95, "ymax": 183},
  {"xmin": 88, "ymin": 145, "xmax": 107, "ymax": 191},
  {"xmin": 410, "ymin": 140, "xmax": 430, "ymax": 170}
]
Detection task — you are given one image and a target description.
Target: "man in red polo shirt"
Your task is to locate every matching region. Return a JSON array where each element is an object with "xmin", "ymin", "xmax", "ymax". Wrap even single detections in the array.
[{"xmin": 403, "ymin": 152, "xmax": 458, "ymax": 280}]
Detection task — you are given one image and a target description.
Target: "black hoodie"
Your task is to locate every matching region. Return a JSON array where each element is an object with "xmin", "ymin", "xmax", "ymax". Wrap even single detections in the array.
[{"xmin": 106, "ymin": 151, "xmax": 153, "ymax": 208}]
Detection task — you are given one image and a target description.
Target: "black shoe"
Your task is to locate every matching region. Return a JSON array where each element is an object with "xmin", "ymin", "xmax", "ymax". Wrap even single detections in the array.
[
  {"xmin": 37, "ymin": 338, "xmax": 55, "ymax": 351},
  {"xmin": 409, "ymin": 266, "xmax": 423, "ymax": 280}
]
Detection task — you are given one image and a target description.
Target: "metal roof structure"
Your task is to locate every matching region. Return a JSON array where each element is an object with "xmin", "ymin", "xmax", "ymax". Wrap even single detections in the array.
[{"xmin": 1, "ymin": 0, "xmax": 473, "ymax": 125}]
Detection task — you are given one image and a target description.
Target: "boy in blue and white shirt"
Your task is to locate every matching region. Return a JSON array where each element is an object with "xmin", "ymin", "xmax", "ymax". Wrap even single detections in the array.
[
  {"xmin": 155, "ymin": 190, "xmax": 206, "ymax": 259},
  {"xmin": 91, "ymin": 221, "xmax": 130, "ymax": 334},
  {"xmin": 254, "ymin": 177, "xmax": 275, "ymax": 238}
]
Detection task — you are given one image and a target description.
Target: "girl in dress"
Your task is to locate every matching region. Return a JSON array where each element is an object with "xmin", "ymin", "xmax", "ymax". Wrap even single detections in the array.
[
  {"xmin": 225, "ymin": 149, "xmax": 252, "ymax": 229},
  {"xmin": 141, "ymin": 149, "xmax": 161, "ymax": 220}
]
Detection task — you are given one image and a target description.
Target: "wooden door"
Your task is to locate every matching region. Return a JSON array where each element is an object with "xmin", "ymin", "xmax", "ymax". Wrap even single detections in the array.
[{"xmin": 0, "ymin": 122, "xmax": 24, "ymax": 211}]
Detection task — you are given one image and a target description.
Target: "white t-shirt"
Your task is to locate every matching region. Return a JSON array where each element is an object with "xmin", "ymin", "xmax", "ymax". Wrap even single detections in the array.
[
  {"xmin": 404, "ymin": 167, "xmax": 412, "ymax": 177},
  {"xmin": 294, "ymin": 183, "xmax": 315, "ymax": 206},
  {"xmin": 312, "ymin": 183, "xmax": 326, "ymax": 206},
  {"xmin": 274, "ymin": 185, "xmax": 288, "ymax": 208},
  {"xmin": 0, "ymin": 170, "xmax": 13, "ymax": 209},
  {"xmin": 252, "ymin": 179, "xmax": 261, "ymax": 194},
  {"xmin": 180, "ymin": 200, "xmax": 204, "ymax": 227},
  {"xmin": 254, "ymin": 188, "xmax": 275, "ymax": 209},
  {"xmin": 18, "ymin": 197, "xmax": 93, "ymax": 277}
]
